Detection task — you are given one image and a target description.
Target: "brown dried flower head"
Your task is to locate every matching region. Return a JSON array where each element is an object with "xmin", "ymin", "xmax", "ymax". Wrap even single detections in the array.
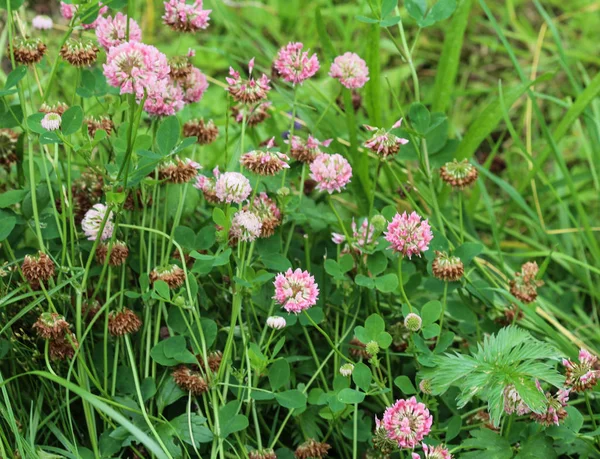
[
  {"xmin": 183, "ymin": 118, "xmax": 219, "ymax": 145},
  {"xmin": 12, "ymin": 37, "xmax": 47, "ymax": 65},
  {"xmin": 432, "ymin": 251, "xmax": 464, "ymax": 282},
  {"xmin": 169, "ymin": 55, "xmax": 193, "ymax": 80},
  {"xmin": 295, "ymin": 439, "xmax": 331, "ymax": 459},
  {"xmin": 60, "ymin": 38, "xmax": 99, "ymax": 67},
  {"xmin": 150, "ymin": 265, "xmax": 186, "ymax": 289},
  {"xmin": 172, "ymin": 365, "xmax": 209, "ymax": 395},
  {"xmin": 49, "ymin": 333, "xmax": 79, "ymax": 360},
  {"xmin": 96, "ymin": 240, "xmax": 129, "ymax": 267},
  {"xmin": 243, "ymin": 192, "xmax": 281, "ymax": 238},
  {"xmin": 39, "ymin": 102, "xmax": 69, "ymax": 116},
  {"xmin": 231, "ymin": 102, "xmax": 271, "ymax": 127},
  {"xmin": 440, "ymin": 159, "xmax": 478, "ymax": 189},
  {"xmin": 158, "ymin": 157, "xmax": 201, "ymax": 184},
  {"xmin": 349, "ymin": 336, "xmax": 370, "ymax": 360},
  {"xmin": 22, "ymin": 251, "xmax": 55, "ymax": 289},
  {"xmin": 510, "ymin": 261, "xmax": 544, "ymax": 303},
  {"xmin": 0, "ymin": 129, "xmax": 19, "ymax": 171},
  {"xmin": 198, "ymin": 351, "xmax": 223, "ymax": 373},
  {"xmin": 240, "ymin": 139, "xmax": 289, "ymax": 176},
  {"xmin": 108, "ymin": 308, "xmax": 142, "ymax": 336},
  {"xmin": 248, "ymin": 449, "xmax": 277, "ymax": 459},
  {"xmin": 86, "ymin": 116, "xmax": 114, "ymax": 138},
  {"xmin": 33, "ymin": 312, "xmax": 70, "ymax": 340}
]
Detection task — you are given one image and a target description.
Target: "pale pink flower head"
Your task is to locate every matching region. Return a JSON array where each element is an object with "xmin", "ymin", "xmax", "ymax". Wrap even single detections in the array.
[
  {"xmin": 364, "ymin": 118, "xmax": 409, "ymax": 159},
  {"xmin": 274, "ymin": 42, "xmax": 319, "ymax": 85},
  {"xmin": 332, "ymin": 218, "xmax": 377, "ymax": 255},
  {"xmin": 215, "ymin": 172, "xmax": 252, "ymax": 204},
  {"xmin": 143, "ymin": 79, "xmax": 185, "ymax": 117},
  {"xmin": 194, "ymin": 167, "xmax": 219, "ymax": 203},
  {"xmin": 273, "ymin": 268, "xmax": 319, "ymax": 314},
  {"xmin": 563, "ymin": 348, "xmax": 599, "ymax": 392},
  {"xmin": 41, "ymin": 113, "xmax": 61, "ymax": 131},
  {"xmin": 230, "ymin": 210, "xmax": 262, "ymax": 243},
  {"xmin": 103, "ymin": 41, "xmax": 170, "ymax": 98},
  {"xmin": 33, "ymin": 15, "xmax": 53, "ymax": 30},
  {"xmin": 413, "ymin": 444, "xmax": 452, "ymax": 459},
  {"xmin": 329, "ymin": 52, "xmax": 369, "ymax": 89},
  {"xmin": 309, "ymin": 153, "xmax": 352, "ymax": 194},
  {"xmin": 163, "ymin": 0, "xmax": 211, "ymax": 32},
  {"xmin": 95, "ymin": 13, "xmax": 142, "ymax": 51},
  {"xmin": 175, "ymin": 67, "xmax": 208, "ymax": 104},
  {"xmin": 245, "ymin": 192, "xmax": 282, "ymax": 238},
  {"xmin": 226, "ymin": 58, "xmax": 271, "ymax": 104},
  {"xmin": 266, "ymin": 316, "xmax": 286, "ymax": 329},
  {"xmin": 382, "ymin": 397, "xmax": 433, "ymax": 449},
  {"xmin": 531, "ymin": 389, "xmax": 569, "ymax": 426},
  {"xmin": 385, "ymin": 211, "xmax": 433, "ymax": 258},
  {"xmin": 286, "ymin": 134, "xmax": 332, "ymax": 163},
  {"xmin": 82, "ymin": 203, "xmax": 114, "ymax": 241},
  {"xmin": 60, "ymin": 2, "xmax": 77, "ymax": 21},
  {"xmin": 240, "ymin": 139, "xmax": 290, "ymax": 176},
  {"xmin": 503, "ymin": 384, "xmax": 531, "ymax": 416}
]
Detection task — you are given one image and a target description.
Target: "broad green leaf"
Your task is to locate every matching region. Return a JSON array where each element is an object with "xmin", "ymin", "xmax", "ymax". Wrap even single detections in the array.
[
  {"xmin": 394, "ymin": 376, "xmax": 417, "ymax": 395},
  {"xmin": 0, "ymin": 216, "xmax": 16, "ymax": 241},
  {"xmin": 261, "ymin": 253, "xmax": 291, "ymax": 272},
  {"xmin": 174, "ymin": 226, "xmax": 196, "ymax": 249},
  {"xmin": 156, "ymin": 116, "xmax": 180, "ymax": 155},
  {"xmin": 268, "ymin": 359, "xmax": 290, "ymax": 391},
  {"xmin": 355, "ymin": 274, "xmax": 375, "ymax": 289},
  {"xmin": 61, "ymin": 106, "xmax": 83, "ymax": 135},
  {"xmin": 421, "ymin": 300, "xmax": 442, "ymax": 326},
  {"xmin": 352, "ymin": 362, "xmax": 372, "ymax": 392},
  {"xmin": 445, "ymin": 415, "xmax": 462, "ymax": 441},
  {"xmin": 375, "ymin": 273, "xmax": 398, "ymax": 293},
  {"xmin": 409, "ymin": 103, "xmax": 430, "ymax": 135},
  {"xmin": 275, "ymin": 390, "xmax": 307, "ymax": 410},
  {"xmin": 170, "ymin": 413, "xmax": 212, "ymax": 445},
  {"xmin": 337, "ymin": 388, "xmax": 365, "ymax": 404},
  {"xmin": 4, "ymin": 67, "xmax": 26, "ymax": 89},
  {"xmin": 455, "ymin": 242, "xmax": 483, "ymax": 267},
  {"xmin": 156, "ymin": 377, "xmax": 186, "ymax": 412}
]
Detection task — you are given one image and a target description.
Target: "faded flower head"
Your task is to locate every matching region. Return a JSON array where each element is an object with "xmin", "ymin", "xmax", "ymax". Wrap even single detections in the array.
[
  {"xmin": 563, "ymin": 348, "xmax": 599, "ymax": 392},
  {"xmin": 41, "ymin": 113, "xmax": 61, "ymax": 131},
  {"xmin": 531, "ymin": 389, "xmax": 569, "ymax": 426},
  {"xmin": 432, "ymin": 251, "xmax": 464, "ymax": 282},
  {"xmin": 32, "ymin": 15, "xmax": 53, "ymax": 30},
  {"xmin": 96, "ymin": 240, "xmax": 129, "ymax": 267},
  {"xmin": 226, "ymin": 58, "xmax": 271, "ymax": 104},
  {"xmin": 240, "ymin": 139, "xmax": 290, "ymax": 176},
  {"xmin": 382, "ymin": 397, "xmax": 433, "ymax": 449},
  {"xmin": 245, "ymin": 193, "xmax": 282, "ymax": 237},
  {"xmin": 419, "ymin": 379, "xmax": 432, "ymax": 395},
  {"xmin": 287, "ymin": 135, "xmax": 332, "ymax": 163},
  {"xmin": 232, "ymin": 101, "xmax": 271, "ymax": 127},
  {"xmin": 215, "ymin": 172, "xmax": 252, "ymax": 204},
  {"xmin": 404, "ymin": 313, "xmax": 422, "ymax": 332},
  {"xmin": 412, "ymin": 444, "xmax": 452, "ymax": 459},
  {"xmin": 82, "ymin": 203, "xmax": 114, "ymax": 241},
  {"xmin": 329, "ymin": 52, "xmax": 369, "ymax": 89},
  {"xmin": 309, "ymin": 153, "xmax": 352, "ymax": 193},
  {"xmin": 60, "ymin": 38, "xmax": 99, "ymax": 67},
  {"xmin": 274, "ymin": 42, "xmax": 319, "ymax": 85},
  {"xmin": 103, "ymin": 41, "xmax": 170, "ymax": 98},
  {"xmin": 172, "ymin": 365, "xmax": 209, "ymax": 395},
  {"xmin": 163, "ymin": 0, "xmax": 211, "ymax": 32},
  {"xmin": 108, "ymin": 308, "xmax": 142, "ymax": 336},
  {"xmin": 183, "ymin": 118, "xmax": 218, "ymax": 145},
  {"xmin": 86, "ymin": 116, "xmax": 114, "ymax": 138},
  {"xmin": 248, "ymin": 449, "xmax": 277, "ymax": 459},
  {"xmin": 96, "ymin": 13, "xmax": 142, "ymax": 50},
  {"xmin": 150, "ymin": 265, "xmax": 186, "ymax": 289},
  {"xmin": 158, "ymin": 157, "xmax": 201, "ymax": 183},
  {"xmin": 49, "ymin": 333, "xmax": 79, "ymax": 360},
  {"xmin": 294, "ymin": 439, "xmax": 331, "ymax": 459},
  {"xmin": 266, "ymin": 316, "xmax": 286, "ymax": 330},
  {"xmin": 33, "ymin": 312, "xmax": 70, "ymax": 340},
  {"xmin": 385, "ymin": 211, "xmax": 433, "ymax": 258},
  {"xmin": 273, "ymin": 268, "xmax": 319, "ymax": 314},
  {"xmin": 230, "ymin": 210, "xmax": 262, "ymax": 243},
  {"xmin": 510, "ymin": 261, "xmax": 544, "ymax": 303},
  {"xmin": 39, "ymin": 102, "xmax": 68, "ymax": 116},
  {"xmin": 12, "ymin": 37, "xmax": 47, "ymax": 65},
  {"xmin": 503, "ymin": 384, "xmax": 531, "ymax": 416},
  {"xmin": 194, "ymin": 167, "xmax": 220, "ymax": 203},
  {"xmin": 440, "ymin": 159, "xmax": 478, "ymax": 189},
  {"xmin": 363, "ymin": 119, "xmax": 409, "ymax": 158}
]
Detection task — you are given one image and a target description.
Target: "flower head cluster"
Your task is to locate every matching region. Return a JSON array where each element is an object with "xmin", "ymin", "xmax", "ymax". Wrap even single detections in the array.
[
  {"xmin": 364, "ymin": 119, "xmax": 409, "ymax": 158},
  {"xmin": 531, "ymin": 389, "xmax": 570, "ymax": 426},
  {"xmin": 172, "ymin": 365, "xmax": 209, "ymax": 395},
  {"xmin": 332, "ymin": 218, "xmax": 377, "ymax": 254},
  {"xmin": 231, "ymin": 102, "xmax": 272, "ymax": 127},
  {"xmin": 309, "ymin": 153, "xmax": 352, "ymax": 193},
  {"xmin": 21, "ymin": 252, "xmax": 55, "ymax": 290},
  {"xmin": 41, "ymin": 113, "xmax": 62, "ymax": 131},
  {"xmin": 563, "ymin": 348, "xmax": 599, "ymax": 392},
  {"xmin": 82, "ymin": 203, "xmax": 114, "ymax": 241},
  {"xmin": 440, "ymin": 159, "xmax": 478, "ymax": 189},
  {"xmin": 12, "ymin": 37, "xmax": 47, "ymax": 65},
  {"xmin": 230, "ymin": 210, "xmax": 262, "ymax": 243},
  {"xmin": 32, "ymin": 15, "xmax": 53, "ymax": 30},
  {"xmin": 184, "ymin": 119, "xmax": 218, "ymax": 145},
  {"xmin": 95, "ymin": 13, "xmax": 142, "ymax": 50},
  {"xmin": 404, "ymin": 313, "xmax": 422, "ymax": 332},
  {"xmin": 226, "ymin": 58, "xmax": 271, "ymax": 104},
  {"xmin": 215, "ymin": 172, "xmax": 252, "ymax": 204},
  {"xmin": 240, "ymin": 139, "xmax": 290, "ymax": 176},
  {"xmin": 86, "ymin": 116, "xmax": 114, "ymax": 138},
  {"xmin": 150, "ymin": 265, "xmax": 186, "ymax": 289},
  {"xmin": 60, "ymin": 38, "xmax": 99, "ymax": 67},
  {"xmin": 431, "ymin": 251, "xmax": 464, "ymax": 282},
  {"xmin": 177, "ymin": 67, "xmax": 208, "ymax": 104},
  {"xmin": 108, "ymin": 308, "xmax": 142, "ymax": 336},
  {"xmin": 96, "ymin": 240, "xmax": 129, "ymax": 267},
  {"xmin": 381, "ymin": 397, "xmax": 433, "ymax": 449},
  {"xmin": 385, "ymin": 212, "xmax": 433, "ymax": 258},
  {"xmin": 144, "ymin": 80, "xmax": 185, "ymax": 117},
  {"xmin": 163, "ymin": 0, "xmax": 211, "ymax": 32},
  {"xmin": 329, "ymin": 52, "xmax": 369, "ymax": 89},
  {"xmin": 510, "ymin": 261, "xmax": 544, "ymax": 303},
  {"xmin": 194, "ymin": 167, "xmax": 220, "ymax": 203},
  {"xmin": 294, "ymin": 439, "xmax": 331, "ymax": 459},
  {"xmin": 103, "ymin": 41, "xmax": 170, "ymax": 98},
  {"xmin": 412, "ymin": 444, "xmax": 452, "ymax": 459},
  {"xmin": 503, "ymin": 384, "xmax": 531, "ymax": 416},
  {"xmin": 245, "ymin": 193, "xmax": 281, "ymax": 237},
  {"xmin": 273, "ymin": 268, "xmax": 319, "ymax": 314},
  {"xmin": 286, "ymin": 135, "xmax": 332, "ymax": 163},
  {"xmin": 274, "ymin": 42, "xmax": 319, "ymax": 85},
  {"xmin": 33, "ymin": 312, "xmax": 78, "ymax": 360}
]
